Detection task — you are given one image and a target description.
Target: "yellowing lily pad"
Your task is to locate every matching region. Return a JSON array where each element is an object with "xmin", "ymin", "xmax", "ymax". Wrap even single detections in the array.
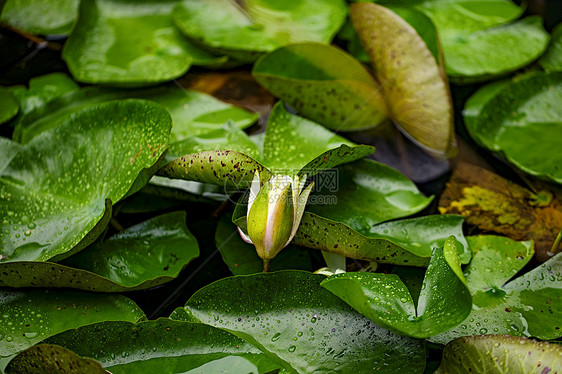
[{"xmin": 351, "ymin": 2, "xmax": 455, "ymax": 155}]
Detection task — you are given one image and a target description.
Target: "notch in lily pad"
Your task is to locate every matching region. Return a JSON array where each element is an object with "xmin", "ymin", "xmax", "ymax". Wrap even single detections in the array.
[{"xmin": 321, "ymin": 236, "xmax": 472, "ymax": 338}]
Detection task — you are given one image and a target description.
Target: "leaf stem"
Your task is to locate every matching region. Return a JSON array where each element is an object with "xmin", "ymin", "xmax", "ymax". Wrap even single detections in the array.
[
  {"xmin": 549, "ymin": 229, "xmax": 562, "ymax": 255},
  {"xmin": 263, "ymin": 259, "xmax": 270, "ymax": 273}
]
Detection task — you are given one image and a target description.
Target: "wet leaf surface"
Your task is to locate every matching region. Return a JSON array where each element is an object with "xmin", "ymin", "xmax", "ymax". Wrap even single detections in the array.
[
  {"xmin": 0, "ymin": 288, "xmax": 144, "ymax": 357},
  {"xmin": 439, "ymin": 162, "xmax": 562, "ymax": 261},
  {"xmin": 215, "ymin": 215, "xmax": 312, "ymax": 275},
  {"xmin": 172, "ymin": 0, "xmax": 347, "ymax": 60},
  {"xmin": 431, "ymin": 236, "xmax": 562, "ymax": 344},
  {"xmin": 436, "ymin": 335, "xmax": 562, "ymax": 374},
  {"xmin": 0, "ymin": 0, "xmax": 79, "ymax": 35},
  {"xmin": 351, "ymin": 2, "xmax": 454, "ymax": 155},
  {"xmin": 321, "ymin": 237, "xmax": 471, "ymax": 338},
  {"xmin": 5, "ymin": 344, "xmax": 105, "ymax": 374},
  {"xmin": 392, "ymin": 0, "xmax": 549, "ymax": 81},
  {"xmin": 261, "ymin": 103, "xmax": 374, "ymax": 173},
  {"xmin": 44, "ymin": 319, "xmax": 280, "ymax": 373},
  {"xmin": 291, "ymin": 213, "xmax": 469, "ymax": 266},
  {"xmin": 253, "ymin": 42, "xmax": 388, "ymax": 130},
  {"xmin": 62, "ymin": 0, "xmax": 219, "ymax": 85},
  {"xmin": 465, "ymin": 71, "xmax": 562, "ymax": 184},
  {"xmin": 14, "ymin": 84, "xmax": 257, "ymax": 147},
  {"xmin": 172, "ymin": 270, "xmax": 426, "ymax": 373},
  {"xmin": 0, "ymin": 100, "xmax": 171, "ymax": 262},
  {"xmin": 540, "ymin": 23, "xmax": 562, "ymax": 72},
  {"xmin": 306, "ymin": 159, "xmax": 433, "ymax": 232}
]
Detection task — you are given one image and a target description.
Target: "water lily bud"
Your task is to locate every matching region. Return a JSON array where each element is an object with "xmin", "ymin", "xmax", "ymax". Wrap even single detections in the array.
[{"xmin": 241, "ymin": 173, "xmax": 314, "ymax": 271}]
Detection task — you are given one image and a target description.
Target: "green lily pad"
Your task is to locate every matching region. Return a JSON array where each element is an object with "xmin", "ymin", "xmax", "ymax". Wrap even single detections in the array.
[
  {"xmin": 351, "ymin": 2, "xmax": 455, "ymax": 155},
  {"xmin": 8, "ymin": 73, "xmax": 79, "ymax": 118},
  {"xmin": 62, "ymin": 0, "xmax": 219, "ymax": 85},
  {"xmin": 172, "ymin": 0, "xmax": 347, "ymax": 61},
  {"xmin": 215, "ymin": 214, "xmax": 312, "ymax": 275},
  {"xmin": 5, "ymin": 344, "xmax": 105, "ymax": 374},
  {"xmin": 439, "ymin": 16, "xmax": 550, "ymax": 81},
  {"xmin": 261, "ymin": 103, "xmax": 374, "ymax": 173},
  {"xmin": 430, "ymin": 235, "xmax": 562, "ymax": 344},
  {"xmin": 321, "ymin": 237, "xmax": 471, "ymax": 338},
  {"xmin": 436, "ymin": 335, "xmax": 562, "ymax": 374},
  {"xmin": 168, "ymin": 121, "xmax": 261, "ymax": 163},
  {"xmin": 0, "ymin": 0, "xmax": 79, "ymax": 35},
  {"xmin": 45, "ymin": 319, "xmax": 280, "ymax": 373},
  {"xmin": 0, "ymin": 288, "xmax": 144, "ymax": 357},
  {"xmin": 252, "ymin": 43, "xmax": 388, "ymax": 131},
  {"xmin": 464, "ymin": 71, "xmax": 562, "ymax": 184},
  {"xmin": 172, "ymin": 270, "xmax": 426, "ymax": 373},
  {"xmin": 0, "ymin": 212, "xmax": 199, "ymax": 291},
  {"xmin": 0, "ymin": 100, "xmax": 171, "ymax": 263},
  {"xmin": 306, "ymin": 159, "xmax": 433, "ymax": 231},
  {"xmin": 0, "ymin": 89, "xmax": 19, "ymax": 125},
  {"xmin": 292, "ymin": 213, "xmax": 470, "ymax": 266},
  {"xmin": 14, "ymin": 85, "xmax": 257, "ymax": 145},
  {"xmin": 540, "ymin": 23, "xmax": 562, "ymax": 72}
]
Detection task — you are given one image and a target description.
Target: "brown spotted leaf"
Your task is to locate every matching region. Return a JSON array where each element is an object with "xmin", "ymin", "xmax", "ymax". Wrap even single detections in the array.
[
  {"xmin": 439, "ymin": 162, "xmax": 562, "ymax": 261},
  {"xmin": 351, "ymin": 2, "xmax": 455, "ymax": 155}
]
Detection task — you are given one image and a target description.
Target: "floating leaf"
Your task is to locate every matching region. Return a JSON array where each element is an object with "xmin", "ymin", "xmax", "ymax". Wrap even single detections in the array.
[
  {"xmin": 439, "ymin": 162, "xmax": 562, "ymax": 261},
  {"xmin": 252, "ymin": 43, "xmax": 388, "ymax": 131},
  {"xmin": 0, "ymin": 100, "xmax": 171, "ymax": 263},
  {"xmin": 290, "ymin": 213, "xmax": 469, "ymax": 266},
  {"xmin": 0, "ymin": 212, "xmax": 199, "ymax": 291},
  {"xmin": 62, "ymin": 0, "xmax": 220, "ymax": 85},
  {"xmin": 540, "ymin": 23, "xmax": 562, "ymax": 72},
  {"xmin": 306, "ymin": 159, "xmax": 433, "ymax": 232},
  {"xmin": 8, "ymin": 73, "xmax": 79, "ymax": 117},
  {"xmin": 45, "ymin": 319, "xmax": 280, "ymax": 373},
  {"xmin": 172, "ymin": 0, "xmax": 347, "ymax": 61},
  {"xmin": 172, "ymin": 270, "xmax": 426, "ymax": 373},
  {"xmin": 0, "ymin": 289, "xmax": 144, "ymax": 357},
  {"xmin": 215, "ymin": 215, "xmax": 312, "ymax": 275},
  {"xmin": 14, "ymin": 84, "xmax": 257, "ymax": 145},
  {"xmin": 464, "ymin": 71, "xmax": 562, "ymax": 184},
  {"xmin": 0, "ymin": 89, "xmax": 19, "ymax": 125},
  {"xmin": 0, "ymin": 0, "xmax": 79, "ymax": 35},
  {"xmin": 322, "ymin": 237, "xmax": 471, "ymax": 338},
  {"xmin": 436, "ymin": 335, "xmax": 562, "ymax": 374},
  {"xmin": 351, "ymin": 2, "xmax": 455, "ymax": 155},
  {"xmin": 431, "ymin": 236, "xmax": 562, "ymax": 344},
  {"xmin": 261, "ymin": 103, "xmax": 374, "ymax": 173},
  {"xmin": 5, "ymin": 344, "xmax": 105, "ymax": 374}
]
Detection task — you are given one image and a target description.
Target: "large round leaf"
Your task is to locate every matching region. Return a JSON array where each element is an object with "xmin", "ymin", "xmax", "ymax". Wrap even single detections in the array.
[
  {"xmin": 0, "ymin": 100, "xmax": 171, "ymax": 263},
  {"xmin": 62, "ymin": 0, "xmax": 218, "ymax": 85},
  {"xmin": 172, "ymin": 270, "xmax": 426, "ymax": 373},
  {"xmin": 252, "ymin": 43, "xmax": 389, "ymax": 131},
  {"xmin": 465, "ymin": 71, "xmax": 562, "ymax": 184},
  {"xmin": 0, "ymin": 289, "xmax": 144, "ymax": 357},
  {"xmin": 0, "ymin": 212, "xmax": 200, "ymax": 291},
  {"xmin": 321, "ymin": 238, "xmax": 471, "ymax": 338},
  {"xmin": 431, "ymin": 236, "xmax": 562, "ymax": 344},
  {"xmin": 306, "ymin": 159, "xmax": 433, "ymax": 231},
  {"xmin": 0, "ymin": 0, "xmax": 79, "ymax": 35},
  {"xmin": 172, "ymin": 0, "xmax": 347, "ymax": 60},
  {"xmin": 44, "ymin": 319, "xmax": 280, "ymax": 373},
  {"xmin": 351, "ymin": 2, "xmax": 454, "ymax": 155},
  {"xmin": 436, "ymin": 335, "xmax": 562, "ymax": 374},
  {"xmin": 13, "ymin": 85, "xmax": 257, "ymax": 145}
]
